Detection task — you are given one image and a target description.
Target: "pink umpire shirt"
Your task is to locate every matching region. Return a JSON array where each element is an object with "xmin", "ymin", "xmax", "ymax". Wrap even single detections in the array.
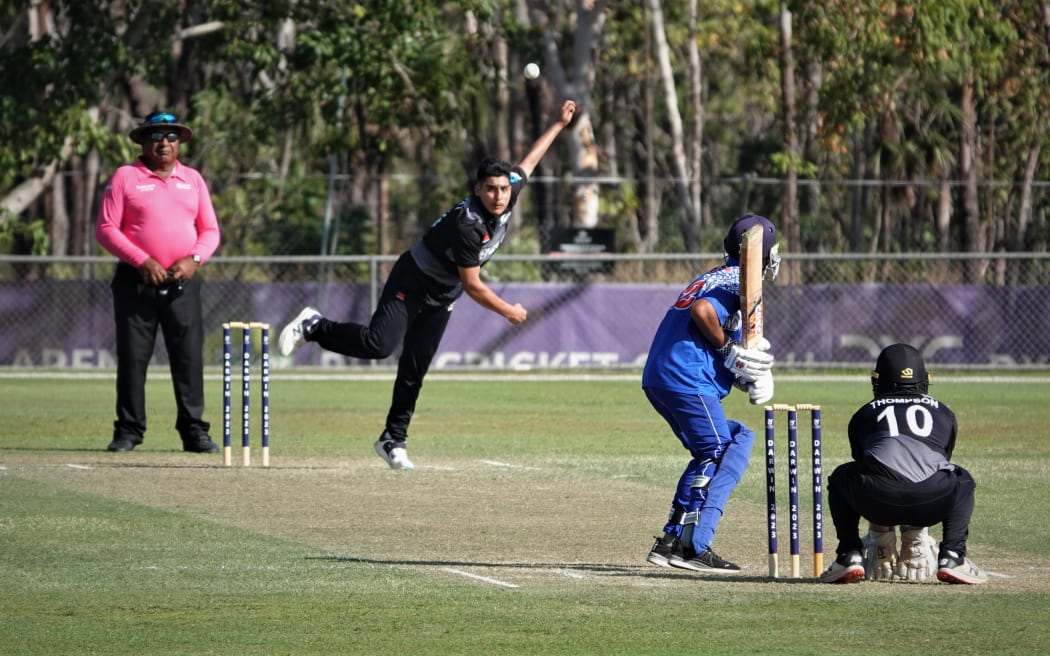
[{"xmin": 96, "ymin": 158, "xmax": 221, "ymax": 269}]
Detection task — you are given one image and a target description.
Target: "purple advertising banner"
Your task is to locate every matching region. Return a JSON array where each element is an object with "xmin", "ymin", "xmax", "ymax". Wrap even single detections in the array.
[{"xmin": 1, "ymin": 280, "xmax": 1048, "ymax": 368}]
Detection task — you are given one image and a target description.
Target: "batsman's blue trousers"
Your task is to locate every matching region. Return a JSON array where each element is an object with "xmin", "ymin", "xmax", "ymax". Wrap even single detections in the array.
[{"xmin": 645, "ymin": 387, "xmax": 756, "ymax": 552}]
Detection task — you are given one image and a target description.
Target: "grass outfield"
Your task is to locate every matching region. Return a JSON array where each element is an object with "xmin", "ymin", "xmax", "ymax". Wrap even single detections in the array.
[{"xmin": 2, "ymin": 372, "xmax": 1049, "ymax": 655}]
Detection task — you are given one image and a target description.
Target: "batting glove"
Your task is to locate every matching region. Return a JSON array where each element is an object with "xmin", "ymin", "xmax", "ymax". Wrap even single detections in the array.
[
  {"xmin": 864, "ymin": 528, "xmax": 899, "ymax": 581},
  {"xmin": 718, "ymin": 338, "xmax": 774, "ymax": 380},
  {"xmin": 746, "ymin": 371, "xmax": 774, "ymax": 405},
  {"xmin": 895, "ymin": 526, "xmax": 938, "ymax": 581}
]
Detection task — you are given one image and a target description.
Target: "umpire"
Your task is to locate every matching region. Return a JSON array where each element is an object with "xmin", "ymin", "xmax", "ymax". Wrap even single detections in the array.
[
  {"xmin": 820, "ymin": 343, "xmax": 987, "ymax": 584},
  {"xmin": 96, "ymin": 111, "xmax": 221, "ymax": 453}
]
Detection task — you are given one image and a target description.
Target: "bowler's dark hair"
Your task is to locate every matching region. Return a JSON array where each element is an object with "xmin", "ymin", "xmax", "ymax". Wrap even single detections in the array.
[{"xmin": 473, "ymin": 157, "xmax": 513, "ymax": 186}]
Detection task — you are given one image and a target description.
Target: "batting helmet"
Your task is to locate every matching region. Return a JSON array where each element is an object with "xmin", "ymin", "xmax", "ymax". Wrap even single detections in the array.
[
  {"xmin": 871, "ymin": 343, "xmax": 930, "ymax": 397},
  {"xmin": 723, "ymin": 214, "xmax": 780, "ymax": 279}
]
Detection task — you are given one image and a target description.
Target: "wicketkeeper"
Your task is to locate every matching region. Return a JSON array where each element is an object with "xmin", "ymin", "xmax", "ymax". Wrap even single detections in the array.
[{"xmin": 820, "ymin": 343, "xmax": 987, "ymax": 584}]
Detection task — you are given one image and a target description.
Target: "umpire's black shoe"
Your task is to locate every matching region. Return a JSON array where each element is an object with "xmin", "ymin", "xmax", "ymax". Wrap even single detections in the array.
[
  {"xmin": 107, "ymin": 436, "xmax": 142, "ymax": 452},
  {"xmin": 182, "ymin": 434, "xmax": 220, "ymax": 453}
]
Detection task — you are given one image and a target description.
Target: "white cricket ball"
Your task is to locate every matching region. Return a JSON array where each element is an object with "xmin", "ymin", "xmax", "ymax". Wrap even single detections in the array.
[{"xmin": 523, "ymin": 63, "xmax": 540, "ymax": 80}]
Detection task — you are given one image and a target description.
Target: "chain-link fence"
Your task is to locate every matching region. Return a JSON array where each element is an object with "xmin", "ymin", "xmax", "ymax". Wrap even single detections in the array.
[{"xmin": 2, "ymin": 253, "xmax": 1049, "ymax": 370}]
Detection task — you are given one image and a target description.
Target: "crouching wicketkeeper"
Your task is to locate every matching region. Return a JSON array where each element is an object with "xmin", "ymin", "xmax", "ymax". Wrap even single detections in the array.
[{"xmin": 820, "ymin": 343, "xmax": 987, "ymax": 585}]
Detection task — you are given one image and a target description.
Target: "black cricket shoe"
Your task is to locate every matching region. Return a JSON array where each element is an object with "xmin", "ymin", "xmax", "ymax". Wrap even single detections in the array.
[
  {"xmin": 646, "ymin": 534, "xmax": 677, "ymax": 568},
  {"xmin": 668, "ymin": 544, "xmax": 742, "ymax": 573}
]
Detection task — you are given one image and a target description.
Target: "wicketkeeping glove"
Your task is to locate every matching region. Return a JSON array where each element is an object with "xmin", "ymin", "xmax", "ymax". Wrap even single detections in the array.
[
  {"xmin": 718, "ymin": 338, "xmax": 774, "ymax": 380},
  {"xmin": 863, "ymin": 528, "xmax": 899, "ymax": 581},
  {"xmin": 895, "ymin": 526, "xmax": 938, "ymax": 581}
]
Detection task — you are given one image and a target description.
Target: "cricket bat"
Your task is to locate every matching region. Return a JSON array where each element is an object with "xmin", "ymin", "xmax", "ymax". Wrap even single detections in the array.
[{"xmin": 739, "ymin": 225, "xmax": 764, "ymax": 348}]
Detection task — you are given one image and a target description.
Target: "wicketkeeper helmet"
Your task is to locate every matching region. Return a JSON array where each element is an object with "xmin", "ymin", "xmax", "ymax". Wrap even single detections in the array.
[{"xmin": 871, "ymin": 343, "xmax": 930, "ymax": 396}]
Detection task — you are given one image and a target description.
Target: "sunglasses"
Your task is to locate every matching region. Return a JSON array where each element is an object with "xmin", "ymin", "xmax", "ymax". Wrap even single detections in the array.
[
  {"xmin": 148, "ymin": 132, "xmax": 180, "ymax": 143},
  {"xmin": 146, "ymin": 112, "xmax": 178, "ymax": 125}
]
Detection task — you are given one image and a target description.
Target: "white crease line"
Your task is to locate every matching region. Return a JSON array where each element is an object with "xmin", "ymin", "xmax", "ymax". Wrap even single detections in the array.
[
  {"xmin": 985, "ymin": 571, "xmax": 1011, "ymax": 579},
  {"xmin": 65, "ymin": 464, "xmax": 93, "ymax": 470},
  {"xmin": 479, "ymin": 460, "xmax": 542, "ymax": 471},
  {"xmin": 552, "ymin": 569, "xmax": 586, "ymax": 579},
  {"xmin": 441, "ymin": 568, "xmax": 520, "ymax": 588}
]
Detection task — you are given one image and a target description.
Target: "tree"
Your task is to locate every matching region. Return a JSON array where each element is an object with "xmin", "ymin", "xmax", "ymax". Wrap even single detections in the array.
[
  {"xmin": 778, "ymin": 2, "xmax": 800, "ymax": 281},
  {"xmin": 521, "ymin": 0, "xmax": 607, "ymax": 235},
  {"xmin": 2, "ymin": 0, "xmax": 1049, "ymax": 268},
  {"xmin": 648, "ymin": 0, "xmax": 703, "ymax": 252}
]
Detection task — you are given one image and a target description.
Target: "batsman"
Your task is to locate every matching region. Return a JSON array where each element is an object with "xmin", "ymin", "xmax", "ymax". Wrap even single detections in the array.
[{"xmin": 643, "ymin": 215, "xmax": 780, "ymax": 572}]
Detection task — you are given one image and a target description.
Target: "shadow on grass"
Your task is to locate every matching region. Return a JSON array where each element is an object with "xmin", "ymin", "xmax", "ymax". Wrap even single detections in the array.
[
  {"xmin": 309, "ymin": 555, "xmax": 802, "ymax": 583},
  {"xmin": 0, "ymin": 451, "xmax": 344, "ymax": 471},
  {"xmin": 0, "ymin": 446, "xmax": 220, "ymax": 455}
]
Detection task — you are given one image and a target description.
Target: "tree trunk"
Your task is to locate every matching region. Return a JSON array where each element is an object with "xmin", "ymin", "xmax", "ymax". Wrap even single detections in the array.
[
  {"xmin": 687, "ymin": 0, "xmax": 704, "ymax": 230},
  {"xmin": 50, "ymin": 165, "xmax": 70, "ymax": 255},
  {"xmin": 79, "ymin": 149, "xmax": 101, "ymax": 257},
  {"xmin": 0, "ymin": 136, "xmax": 71, "ymax": 223},
  {"xmin": 568, "ymin": 112, "xmax": 600, "ymax": 228},
  {"xmin": 961, "ymin": 65, "xmax": 985, "ymax": 283},
  {"xmin": 638, "ymin": 0, "xmax": 658, "ymax": 253},
  {"xmin": 1017, "ymin": 145, "xmax": 1039, "ymax": 250},
  {"xmin": 1041, "ymin": 1, "xmax": 1050, "ymax": 59},
  {"xmin": 778, "ymin": 2, "xmax": 800, "ymax": 282},
  {"xmin": 649, "ymin": 0, "xmax": 699, "ymax": 250},
  {"xmin": 802, "ymin": 58, "xmax": 823, "ymax": 254},
  {"xmin": 526, "ymin": 0, "xmax": 605, "ymax": 230}
]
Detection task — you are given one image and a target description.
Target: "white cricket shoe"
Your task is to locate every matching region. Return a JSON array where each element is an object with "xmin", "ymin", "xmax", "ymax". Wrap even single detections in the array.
[
  {"xmin": 278, "ymin": 307, "xmax": 321, "ymax": 356},
  {"xmin": 820, "ymin": 551, "xmax": 865, "ymax": 584},
  {"xmin": 374, "ymin": 433, "xmax": 414, "ymax": 470},
  {"xmin": 936, "ymin": 551, "xmax": 987, "ymax": 585}
]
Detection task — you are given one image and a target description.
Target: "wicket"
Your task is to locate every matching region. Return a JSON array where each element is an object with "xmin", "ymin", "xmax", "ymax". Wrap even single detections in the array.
[
  {"xmin": 222, "ymin": 322, "xmax": 270, "ymax": 467},
  {"xmin": 764, "ymin": 403, "xmax": 823, "ymax": 578}
]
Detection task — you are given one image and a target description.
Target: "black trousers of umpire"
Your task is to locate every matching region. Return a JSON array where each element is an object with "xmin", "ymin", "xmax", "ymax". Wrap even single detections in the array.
[
  {"xmin": 308, "ymin": 252, "xmax": 456, "ymax": 442},
  {"xmin": 827, "ymin": 461, "xmax": 977, "ymax": 558},
  {"xmin": 110, "ymin": 263, "xmax": 210, "ymax": 443}
]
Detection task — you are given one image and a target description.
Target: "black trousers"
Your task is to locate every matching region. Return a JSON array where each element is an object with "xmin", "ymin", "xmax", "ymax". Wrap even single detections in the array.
[
  {"xmin": 827, "ymin": 461, "xmax": 977, "ymax": 557},
  {"xmin": 309, "ymin": 252, "xmax": 456, "ymax": 441},
  {"xmin": 110, "ymin": 263, "xmax": 210, "ymax": 443}
]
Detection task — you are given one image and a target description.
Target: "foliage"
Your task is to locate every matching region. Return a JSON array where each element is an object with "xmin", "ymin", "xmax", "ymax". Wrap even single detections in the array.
[
  {"xmin": 1, "ymin": 0, "xmax": 1049, "ymax": 258},
  {"xmin": 0, "ymin": 217, "xmax": 48, "ymax": 254}
]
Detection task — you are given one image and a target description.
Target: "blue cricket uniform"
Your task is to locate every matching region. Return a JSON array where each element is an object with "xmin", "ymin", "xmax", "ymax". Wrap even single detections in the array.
[
  {"xmin": 642, "ymin": 259, "xmax": 757, "ymax": 554},
  {"xmin": 642, "ymin": 262, "xmax": 741, "ymax": 397}
]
